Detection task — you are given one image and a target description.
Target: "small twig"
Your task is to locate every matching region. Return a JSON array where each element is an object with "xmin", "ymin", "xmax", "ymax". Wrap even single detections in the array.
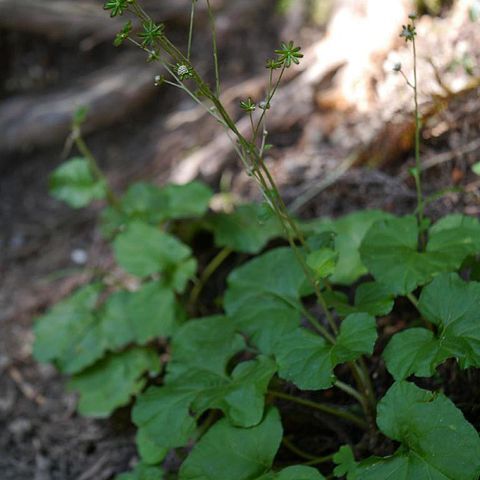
[
  {"xmin": 303, "ymin": 453, "xmax": 335, "ymax": 466},
  {"xmin": 289, "ymin": 154, "xmax": 357, "ymax": 213},
  {"xmin": 282, "ymin": 436, "xmax": 319, "ymax": 461},
  {"xmin": 8, "ymin": 367, "xmax": 46, "ymax": 406},
  {"xmin": 400, "ymin": 138, "xmax": 480, "ymax": 179}
]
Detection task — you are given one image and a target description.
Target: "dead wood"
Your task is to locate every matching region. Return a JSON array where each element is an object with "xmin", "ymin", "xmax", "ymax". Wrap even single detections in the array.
[
  {"xmin": 0, "ymin": 54, "xmax": 156, "ymax": 156},
  {"xmin": 0, "ymin": 0, "xmax": 253, "ymax": 43},
  {"xmin": 0, "ymin": 0, "xmax": 123, "ymax": 41}
]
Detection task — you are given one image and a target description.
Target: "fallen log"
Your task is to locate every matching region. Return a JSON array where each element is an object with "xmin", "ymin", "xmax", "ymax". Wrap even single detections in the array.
[
  {"xmin": 0, "ymin": 0, "xmax": 123, "ymax": 41},
  {"xmin": 0, "ymin": 0, "xmax": 245, "ymax": 43},
  {"xmin": 0, "ymin": 54, "xmax": 157, "ymax": 157}
]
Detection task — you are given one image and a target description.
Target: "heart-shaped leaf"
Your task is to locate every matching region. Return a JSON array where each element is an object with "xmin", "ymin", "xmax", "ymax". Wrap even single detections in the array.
[
  {"xmin": 49, "ymin": 157, "xmax": 107, "ymax": 208},
  {"xmin": 360, "ymin": 215, "xmax": 480, "ymax": 295},
  {"xmin": 68, "ymin": 347, "xmax": 160, "ymax": 417},
  {"xmin": 384, "ymin": 273, "xmax": 480, "ymax": 379},
  {"xmin": 113, "ymin": 222, "xmax": 196, "ymax": 291},
  {"xmin": 274, "ymin": 313, "xmax": 377, "ymax": 389},
  {"xmin": 208, "ymin": 203, "xmax": 282, "ymax": 254},
  {"xmin": 305, "ymin": 210, "xmax": 393, "ymax": 285},
  {"xmin": 133, "ymin": 316, "xmax": 276, "ymax": 453},
  {"xmin": 225, "ymin": 248, "xmax": 307, "ymax": 353},
  {"xmin": 354, "ymin": 381, "xmax": 480, "ymax": 480}
]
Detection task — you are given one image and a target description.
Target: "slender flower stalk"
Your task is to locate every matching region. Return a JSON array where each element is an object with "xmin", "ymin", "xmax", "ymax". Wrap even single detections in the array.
[{"xmin": 105, "ymin": 0, "xmax": 376, "ymax": 420}]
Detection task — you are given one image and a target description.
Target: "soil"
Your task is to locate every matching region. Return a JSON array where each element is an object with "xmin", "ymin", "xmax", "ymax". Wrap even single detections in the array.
[{"xmin": 1, "ymin": 2, "xmax": 480, "ymax": 479}]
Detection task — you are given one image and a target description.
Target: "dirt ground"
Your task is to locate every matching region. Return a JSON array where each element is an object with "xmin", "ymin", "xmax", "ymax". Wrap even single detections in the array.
[{"xmin": 1, "ymin": 1, "xmax": 480, "ymax": 479}]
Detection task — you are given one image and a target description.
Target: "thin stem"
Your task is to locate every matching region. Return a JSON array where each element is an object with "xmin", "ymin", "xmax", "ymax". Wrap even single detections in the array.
[
  {"xmin": 282, "ymin": 437, "xmax": 319, "ymax": 461},
  {"xmin": 72, "ymin": 128, "xmax": 119, "ymax": 207},
  {"xmin": 349, "ymin": 360, "xmax": 376, "ymax": 427},
  {"xmin": 206, "ymin": 0, "xmax": 220, "ymax": 97},
  {"xmin": 269, "ymin": 390, "xmax": 368, "ymax": 429},
  {"xmin": 248, "ymin": 111, "xmax": 256, "ymax": 137},
  {"xmin": 303, "ymin": 454, "xmax": 335, "ymax": 466},
  {"xmin": 412, "ymin": 33, "xmax": 425, "ymax": 247},
  {"xmin": 334, "ymin": 380, "xmax": 365, "ymax": 405},
  {"xmin": 128, "ymin": 36, "xmax": 226, "ymax": 127},
  {"xmin": 187, "ymin": 0, "xmax": 196, "ymax": 61},
  {"xmin": 253, "ymin": 67, "xmax": 285, "ymax": 143},
  {"xmin": 196, "ymin": 410, "xmax": 218, "ymax": 439},
  {"xmin": 407, "ymin": 292, "xmax": 434, "ymax": 330},
  {"xmin": 254, "ymin": 167, "xmax": 338, "ymax": 336},
  {"xmin": 399, "ymin": 69, "xmax": 414, "ymax": 89},
  {"xmin": 188, "ymin": 247, "xmax": 233, "ymax": 312},
  {"xmin": 259, "ymin": 127, "xmax": 268, "ymax": 157},
  {"xmin": 302, "ymin": 307, "xmax": 335, "ymax": 344},
  {"xmin": 407, "ymin": 292, "xmax": 419, "ymax": 309}
]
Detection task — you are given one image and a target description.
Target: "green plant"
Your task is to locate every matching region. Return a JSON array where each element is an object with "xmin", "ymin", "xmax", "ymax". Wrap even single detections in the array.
[{"xmin": 33, "ymin": 4, "xmax": 480, "ymax": 479}]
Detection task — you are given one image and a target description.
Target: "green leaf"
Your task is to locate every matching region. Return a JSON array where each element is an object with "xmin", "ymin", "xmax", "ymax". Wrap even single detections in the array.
[
  {"xmin": 226, "ymin": 247, "xmax": 306, "ymax": 301},
  {"xmin": 274, "ymin": 313, "xmax": 377, "ymax": 390},
  {"xmin": 273, "ymin": 328, "xmax": 333, "ymax": 390},
  {"xmin": 208, "ymin": 203, "xmax": 282, "ymax": 253},
  {"xmin": 334, "ymin": 313, "xmax": 378, "ymax": 363},
  {"xmin": 355, "ymin": 381, "xmax": 480, "ymax": 480},
  {"xmin": 68, "ymin": 348, "xmax": 160, "ymax": 417},
  {"xmin": 166, "ymin": 315, "xmax": 245, "ymax": 380},
  {"xmin": 116, "ymin": 463, "xmax": 164, "ymax": 480},
  {"xmin": 353, "ymin": 282, "xmax": 394, "ymax": 316},
  {"xmin": 360, "ymin": 216, "xmax": 431, "ymax": 294},
  {"xmin": 256, "ymin": 466, "xmax": 325, "ymax": 480},
  {"xmin": 49, "ymin": 157, "xmax": 107, "ymax": 208},
  {"xmin": 33, "ymin": 282, "xmax": 179, "ymax": 375},
  {"xmin": 418, "ymin": 273, "xmax": 480, "ymax": 369},
  {"xmin": 134, "ymin": 316, "xmax": 276, "ymax": 453},
  {"xmin": 161, "ymin": 181, "xmax": 213, "ymax": 219},
  {"xmin": 73, "ymin": 106, "xmax": 88, "ymax": 126},
  {"xmin": 225, "ymin": 248, "xmax": 306, "ymax": 353},
  {"xmin": 305, "ymin": 210, "xmax": 393, "ymax": 285},
  {"xmin": 100, "ymin": 205, "xmax": 128, "ymax": 238},
  {"xmin": 473, "ymin": 162, "xmax": 480, "ymax": 175},
  {"xmin": 324, "ymin": 282, "xmax": 394, "ymax": 317},
  {"xmin": 307, "ymin": 248, "xmax": 338, "ymax": 279},
  {"xmin": 179, "ymin": 408, "xmax": 282, "ymax": 480},
  {"xmin": 360, "ymin": 215, "xmax": 480, "ymax": 295},
  {"xmin": 134, "ymin": 356, "xmax": 276, "ymax": 454},
  {"xmin": 113, "ymin": 222, "xmax": 196, "ymax": 291},
  {"xmin": 333, "ymin": 445, "xmax": 357, "ymax": 478},
  {"xmin": 120, "ymin": 182, "xmax": 169, "ymax": 224},
  {"xmin": 227, "ymin": 296, "xmax": 300, "ymax": 355},
  {"xmin": 101, "ymin": 181, "xmax": 213, "ymax": 236},
  {"xmin": 383, "ymin": 328, "xmax": 439, "ymax": 380},
  {"xmin": 101, "ymin": 286, "xmax": 178, "ymax": 348},
  {"xmin": 133, "ymin": 384, "xmax": 198, "ymax": 451},
  {"xmin": 192, "ymin": 356, "xmax": 277, "ymax": 427},
  {"xmin": 127, "ymin": 282, "xmax": 178, "ymax": 341},
  {"xmin": 33, "ymin": 284, "xmax": 106, "ymax": 374},
  {"xmin": 384, "ymin": 273, "xmax": 480, "ymax": 379},
  {"xmin": 428, "ymin": 214, "xmax": 480, "ymax": 265},
  {"xmin": 273, "ymin": 466, "xmax": 325, "ymax": 479},
  {"xmin": 136, "ymin": 430, "xmax": 167, "ymax": 465}
]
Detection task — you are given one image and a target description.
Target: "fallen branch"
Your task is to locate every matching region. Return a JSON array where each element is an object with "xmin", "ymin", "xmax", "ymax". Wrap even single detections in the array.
[{"xmin": 0, "ymin": 54, "xmax": 157, "ymax": 156}]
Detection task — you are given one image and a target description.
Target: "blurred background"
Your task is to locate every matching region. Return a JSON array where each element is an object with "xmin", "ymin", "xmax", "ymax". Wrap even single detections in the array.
[{"xmin": 1, "ymin": 0, "xmax": 479, "ymax": 478}]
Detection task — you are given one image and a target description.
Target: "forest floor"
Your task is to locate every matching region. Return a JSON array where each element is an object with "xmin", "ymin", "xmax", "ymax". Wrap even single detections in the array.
[{"xmin": 1, "ymin": 1, "xmax": 480, "ymax": 479}]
